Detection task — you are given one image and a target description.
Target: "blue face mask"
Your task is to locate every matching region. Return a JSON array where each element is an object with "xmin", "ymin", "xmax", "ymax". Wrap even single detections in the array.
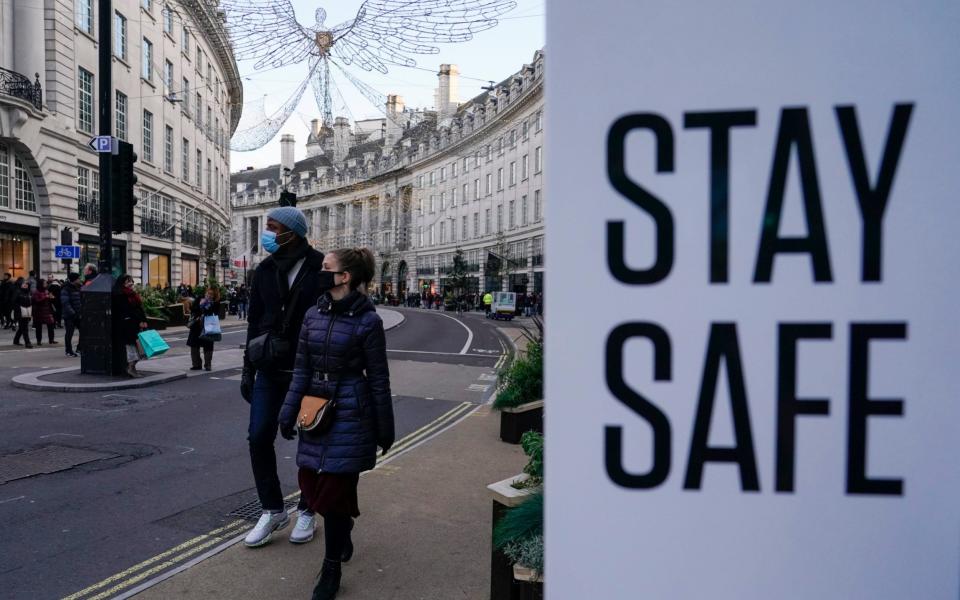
[{"xmin": 260, "ymin": 230, "xmax": 280, "ymax": 254}]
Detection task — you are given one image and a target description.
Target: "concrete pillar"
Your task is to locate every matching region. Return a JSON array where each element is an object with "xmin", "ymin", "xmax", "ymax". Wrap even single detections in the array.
[
  {"xmin": 280, "ymin": 134, "xmax": 295, "ymax": 178},
  {"xmin": 435, "ymin": 65, "xmax": 460, "ymax": 120},
  {"xmin": 385, "ymin": 95, "xmax": 405, "ymax": 145}
]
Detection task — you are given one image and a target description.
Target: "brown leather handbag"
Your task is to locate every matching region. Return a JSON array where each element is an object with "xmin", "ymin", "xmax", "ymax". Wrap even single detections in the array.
[{"xmin": 297, "ymin": 395, "xmax": 336, "ymax": 432}]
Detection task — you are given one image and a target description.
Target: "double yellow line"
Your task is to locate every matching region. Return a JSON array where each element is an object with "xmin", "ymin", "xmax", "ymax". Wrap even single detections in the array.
[{"xmin": 61, "ymin": 400, "xmax": 475, "ymax": 600}]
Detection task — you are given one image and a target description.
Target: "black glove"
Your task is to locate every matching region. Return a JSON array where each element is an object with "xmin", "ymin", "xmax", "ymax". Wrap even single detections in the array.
[
  {"xmin": 279, "ymin": 422, "xmax": 297, "ymax": 440},
  {"xmin": 379, "ymin": 437, "xmax": 394, "ymax": 456},
  {"xmin": 240, "ymin": 367, "xmax": 255, "ymax": 403}
]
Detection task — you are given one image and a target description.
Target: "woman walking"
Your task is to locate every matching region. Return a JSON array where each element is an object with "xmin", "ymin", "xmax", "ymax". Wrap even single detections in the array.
[
  {"xmin": 12, "ymin": 279, "xmax": 33, "ymax": 348},
  {"xmin": 31, "ymin": 280, "xmax": 57, "ymax": 345},
  {"xmin": 112, "ymin": 274, "xmax": 148, "ymax": 378},
  {"xmin": 278, "ymin": 248, "xmax": 395, "ymax": 600},
  {"xmin": 187, "ymin": 287, "xmax": 220, "ymax": 371}
]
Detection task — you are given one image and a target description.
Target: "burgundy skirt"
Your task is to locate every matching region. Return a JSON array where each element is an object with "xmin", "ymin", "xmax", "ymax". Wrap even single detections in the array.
[{"xmin": 298, "ymin": 468, "xmax": 360, "ymax": 518}]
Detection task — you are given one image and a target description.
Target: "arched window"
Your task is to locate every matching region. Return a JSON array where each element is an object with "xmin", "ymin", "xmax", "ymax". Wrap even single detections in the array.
[{"xmin": 0, "ymin": 144, "xmax": 37, "ymax": 212}]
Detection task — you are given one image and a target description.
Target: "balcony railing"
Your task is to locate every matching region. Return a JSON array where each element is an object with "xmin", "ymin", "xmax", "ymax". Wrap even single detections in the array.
[
  {"xmin": 181, "ymin": 228, "xmax": 203, "ymax": 247},
  {"xmin": 0, "ymin": 68, "xmax": 42, "ymax": 110},
  {"xmin": 77, "ymin": 197, "xmax": 99, "ymax": 225},
  {"xmin": 141, "ymin": 216, "xmax": 175, "ymax": 240}
]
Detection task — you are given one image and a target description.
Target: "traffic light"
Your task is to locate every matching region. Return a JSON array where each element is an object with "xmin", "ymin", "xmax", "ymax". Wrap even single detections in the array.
[
  {"xmin": 111, "ymin": 141, "xmax": 138, "ymax": 233},
  {"xmin": 279, "ymin": 190, "xmax": 297, "ymax": 207}
]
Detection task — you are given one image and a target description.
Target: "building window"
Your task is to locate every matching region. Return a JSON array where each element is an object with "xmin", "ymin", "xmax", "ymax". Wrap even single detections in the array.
[
  {"xmin": 451, "ymin": 161, "xmax": 458, "ymax": 177},
  {"xmin": 440, "ymin": 166, "xmax": 446, "ymax": 182},
  {"xmin": 473, "ymin": 179, "xmax": 480, "ymax": 200},
  {"xmin": 163, "ymin": 6, "xmax": 173, "ymax": 34},
  {"xmin": 164, "ymin": 60, "xmax": 174, "ymax": 93},
  {"xmin": 509, "ymin": 200, "xmax": 515, "ymax": 229},
  {"xmin": 206, "ymin": 159, "xmax": 211, "ymax": 196},
  {"xmin": 439, "ymin": 221, "xmax": 445, "ymax": 244},
  {"xmin": 77, "ymin": 165, "xmax": 102, "ymax": 224},
  {"xmin": 196, "ymin": 150, "xmax": 202, "ymax": 187},
  {"xmin": 450, "ymin": 187, "xmax": 457, "ymax": 207},
  {"xmin": 473, "ymin": 212, "xmax": 479, "ymax": 238},
  {"xmin": 535, "ymin": 110, "xmax": 543, "ymax": 132},
  {"xmin": 14, "ymin": 157, "xmax": 36, "ymax": 212},
  {"xmin": 196, "ymin": 93, "xmax": 202, "ymax": 127},
  {"xmin": 78, "ymin": 68, "xmax": 94, "ymax": 133},
  {"xmin": 142, "ymin": 38, "xmax": 153, "ymax": 81},
  {"xmin": 484, "ymin": 208, "xmax": 491, "ymax": 235},
  {"xmin": 485, "ymin": 145, "xmax": 492, "ymax": 162},
  {"xmin": 535, "ymin": 146, "xmax": 542, "ymax": 173},
  {"xmin": 521, "ymin": 195, "xmax": 528, "ymax": 226},
  {"xmin": 115, "ymin": 91, "xmax": 128, "ymax": 140},
  {"xmin": 496, "ymin": 204, "xmax": 503, "ymax": 233},
  {"xmin": 76, "ymin": 0, "xmax": 93, "ymax": 33},
  {"xmin": 163, "ymin": 125, "xmax": 173, "ymax": 173},
  {"xmin": 463, "ymin": 157, "xmax": 469, "ymax": 172},
  {"xmin": 0, "ymin": 145, "xmax": 8, "ymax": 207},
  {"xmin": 462, "ymin": 215, "xmax": 468, "ymax": 240},
  {"xmin": 182, "ymin": 138, "xmax": 189, "ymax": 181},
  {"xmin": 474, "ymin": 151, "xmax": 480, "ymax": 168},
  {"xmin": 463, "ymin": 183, "xmax": 469, "ymax": 203},
  {"xmin": 182, "ymin": 78, "xmax": 190, "ymax": 115},
  {"xmin": 522, "ymin": 154, "xmax": 529, "ymax": 180},
  {"xmin": 429, "ymin": 171, "xmax": 435, "ymax": 186},
  {"xmin": 509, "ymin": 162, "xmax": 516, "ymax": 186},
  {"xmin": 440, "ymin": 192, "xmax": 446, "ymax": 210},
  {"xmin": 181, "ymin": 26, "xmax": 190, "ymax": 56},
  {"xmin": 497, "ymin": 168, "xmax": 503, "ymax": 190},
  {"xmin": 534, "ymin": 189, "xmax": 542, "ymax": 221},
  {"xmin": 142, "ymin": 110, "xmax": 153, "ymax": 162},
  {"xmin": 418, "ymin": 226, "xmax": 423, "ymax": 247},
  {"xmin": 114, "ymin": 12, "xmax": 127, "ymax": 61},
  {"xmin": 142, "ymin": 0, "xmax": 152, "ymax": 12},
  {"xmin": 496, "ymin": 137, "xmax": 503, "ymax": 155},
  {"xmin": 522, "ymin": 119, "xmax": 529, "ymax": 139}
]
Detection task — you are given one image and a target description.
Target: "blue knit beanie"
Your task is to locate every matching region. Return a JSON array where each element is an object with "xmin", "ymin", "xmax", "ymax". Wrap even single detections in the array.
[{"xmin": 266, "ymin": 206, "xmax": 308, "ymax": 238}]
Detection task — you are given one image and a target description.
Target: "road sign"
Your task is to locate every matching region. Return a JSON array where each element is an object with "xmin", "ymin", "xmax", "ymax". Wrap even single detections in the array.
[
  {"xmin": 88, "ymin": 135, "xmax": 114, "ymax": 153},
  {"xmin": 548, "ymin": 1, "xmax": 960, "ymax": 598},
  {"xmin": 54, "ymin": 245, "xmax": 81, "ymax": 260}
]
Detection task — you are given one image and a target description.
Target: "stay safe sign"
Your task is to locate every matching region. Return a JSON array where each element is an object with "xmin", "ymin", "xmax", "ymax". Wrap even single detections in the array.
[{"xmin": 545, "ymin": 1, "xmax": 960, "ymax": 598}]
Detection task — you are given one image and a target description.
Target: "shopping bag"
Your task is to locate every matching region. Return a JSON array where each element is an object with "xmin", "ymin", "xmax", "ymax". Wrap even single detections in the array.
[
  {"xmin": 137, "ymin": 329, "xmax": 170, "ymax": 358},
  {"xmin": 201, "ymin": 315, "xmax": 222, "ymax": 342}
]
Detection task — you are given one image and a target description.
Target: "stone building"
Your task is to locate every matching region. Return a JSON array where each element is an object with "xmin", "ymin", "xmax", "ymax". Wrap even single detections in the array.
[
  {"xmin": 230, "ymin": 50, "xmax": 544, "ymax": 299},
  {"xmin": 0, "ymin": 0, "xmax": 241, "ymax": 286}
]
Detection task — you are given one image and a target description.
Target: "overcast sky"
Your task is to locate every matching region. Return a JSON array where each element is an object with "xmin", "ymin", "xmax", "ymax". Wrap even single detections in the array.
[{"xmin": 229, "ymin": 0, "xmax": 545, "ymax": 171}]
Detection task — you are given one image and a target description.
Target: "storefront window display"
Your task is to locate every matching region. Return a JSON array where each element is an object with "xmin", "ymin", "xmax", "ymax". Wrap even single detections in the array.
[
  {"xmin": 80, "ymin": 243, "xmax": 125, "ymax": 279},
  {"xmin": 141, "ymin": 251, "xmax": 170, "ymax": 288},
  {"xmin": 0, "ymin": 232, "xmax": 35, "ymax": 279},
  {"xmin": 181, "ymin": 258, "xmax": 199, "ymax": 286}
]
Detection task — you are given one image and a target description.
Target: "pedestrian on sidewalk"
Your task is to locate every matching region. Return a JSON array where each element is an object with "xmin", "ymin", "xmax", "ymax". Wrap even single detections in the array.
[
  {"xmin": 187, "ymin": 287, "xmax": 220, "ymax": 371},
  {"xmin": 61, "ymin": 272, "xmax": 82, "ymax": 357},
  {"xmin": 82, "ymin": 263, "xmax": 97, "ymax": 286},
  {"xmin": 12, "ymin": 279, "xmax": 33, "ymax": 348},
  {"xmin": 236, "ymin": 284, "xmax": 249, "ymax": 320},
  {"xmin": 0, "ymin": 272, "xmax": 12, "ymax": 328},
  {"xmin": 278, "ymin": 247, "xmax": 396, "ymax": 600},
  {"xmin": 112, "ymin": 274, "xmax": 148, "ymax": 378},
  {"xmin": 31, "ymin": 280, "xmax": 57, "ymax": 346},
  {"xmin": 241, "ymin": 206, "xmax": 331, "ymax": 548},
  {"xmin": 47, "ymin": 276, "xmax": 63, "ymax": 328}
]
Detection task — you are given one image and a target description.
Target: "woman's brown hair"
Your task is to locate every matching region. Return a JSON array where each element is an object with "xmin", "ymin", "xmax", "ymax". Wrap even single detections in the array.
[{"xmin": 330, "ymin": 247, "xmax": 375, "ymax": 291}]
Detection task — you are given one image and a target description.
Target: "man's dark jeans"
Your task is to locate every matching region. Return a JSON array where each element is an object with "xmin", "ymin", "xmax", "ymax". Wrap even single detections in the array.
[
  {"xmin": 248, "ymin": 371, "xmax": 306, "ymax": 512},
  {"xmin": 64, "ymin": 318, "xmax": 77, "ymax": 354}
]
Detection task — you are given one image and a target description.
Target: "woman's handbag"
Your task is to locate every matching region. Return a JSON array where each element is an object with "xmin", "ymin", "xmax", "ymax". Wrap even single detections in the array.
[
  {"xmin": 137, "ymin": 329, "xmax": 170, "ymax": 358},
  {"xmin": 20, "ymin": 305, "xmax": 32, "ymax": 320},
  {"xmin": 297, "ymin": 395, "xmax": 337, "ymax": 432},
  {"xmin": 200, "ymin": 315, "xmax": 222, "ymax": 342}
]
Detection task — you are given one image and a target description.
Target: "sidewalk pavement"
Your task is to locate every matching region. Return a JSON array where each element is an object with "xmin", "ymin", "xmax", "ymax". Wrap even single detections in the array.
[
  {"xmin": 9, "ymin": 308, "xmax": 404, "ymax": 393},
  {"xmin": 124, "ymin": 320, "xmax": 530, "ymax": 600},
  {"xmin": 130, "ymin": 403, "xmax": 525, "ymax": 599}
]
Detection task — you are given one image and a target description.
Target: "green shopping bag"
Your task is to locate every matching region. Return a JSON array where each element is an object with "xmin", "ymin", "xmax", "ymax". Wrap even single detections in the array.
[{"xmin": 137, "ymin": 329, "xmax": 170, "ymax": 358}]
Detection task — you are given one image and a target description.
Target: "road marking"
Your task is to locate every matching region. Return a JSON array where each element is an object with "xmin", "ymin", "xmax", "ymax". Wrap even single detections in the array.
[
  {"xmin": 468, "ymin": 384, "xmax": 491, "ymax": 392},
  {"xmin": 177, "ymin": 446, "xmax": 195, "ymax": 455},
  {"xmin": 478, "ymin": 373, "xmax": 497, "ymax": 381},
  {"xmin": 386, "ymin": 348, "xmax": 494, "ymax": 357},
  {"xmin": 62, "ymin": 401, "xmax": 475, "ymax": 600},
  {"xmin": 38, "ymin": 433, "xmax": 83, "ymax": 439},
  {"xmin": 0, "ymin": 495, "xmax": 25, "ymax": 505},
  {"xmin": 60, "ymin": 520, "xmax": 248, "ymax": 600},
  {"xmin": 433, "ymin": 311, "xmax": 474, "ymax": 354}
]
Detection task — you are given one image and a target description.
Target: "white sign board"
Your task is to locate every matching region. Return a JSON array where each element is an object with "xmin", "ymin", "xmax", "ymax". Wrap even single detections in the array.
[{"xmin": 546, "ymin": 1, "xmax": 960, "ymax": 598}]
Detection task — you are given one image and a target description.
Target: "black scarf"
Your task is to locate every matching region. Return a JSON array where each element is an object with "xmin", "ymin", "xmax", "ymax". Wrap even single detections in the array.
[
  {"xmin": 271, "ymin": 237, "xmax": 309, "ymax": 274},
  {"xmin": 330, "ymin": 290, "xmax": 362, "ymax": 314}
]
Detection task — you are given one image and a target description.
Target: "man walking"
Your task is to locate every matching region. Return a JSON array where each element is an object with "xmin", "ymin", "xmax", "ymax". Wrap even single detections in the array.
[
  {"xmin": 0, "ymin": 273, "xmax": 12, "ymax": 328},
  {"xmin": 483, "ymin": 290, "xmax": 493, "ymax": 315},
  {"xmin": 61, "ymin": 272, "xmax": 82, "ymax": 357},
  {"xmin": 240, "ymin": 207, "xmax": 331, "ymax": 548}
]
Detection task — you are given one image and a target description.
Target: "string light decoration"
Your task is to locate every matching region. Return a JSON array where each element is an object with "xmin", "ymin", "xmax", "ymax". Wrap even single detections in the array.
[{"xmin": 222, "ymin": 0, "xmax": 517, "ymax": 151}]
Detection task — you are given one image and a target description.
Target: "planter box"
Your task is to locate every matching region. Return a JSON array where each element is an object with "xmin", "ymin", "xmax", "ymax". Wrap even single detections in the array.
[
  {"xmin": 145, "ymin": 316, "xmax": 168, "ymax": 331},
  {"xmin": 499, "ymin": 400, "xmax": 544, "ymax": 444},
  {"xmin": 512, "ymin": 565, "xmax": 544, "ymax": 599},
  {"xmin": 162, "ymin": 303, "xmax": 190, "ymax": 327},
  {"xmin": 488, "ymin": 475, "xmax": 538, "ymax": 600}
]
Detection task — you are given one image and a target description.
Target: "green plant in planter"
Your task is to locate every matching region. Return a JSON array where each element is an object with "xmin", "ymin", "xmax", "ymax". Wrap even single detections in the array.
[
  {"xmin": 521, "ymin": 430, "xmax": 543, "ymax": 483},
  {"xmin": 494, "ymin": 491, "xmax": 544, "ymax": 575},
  {"xmin": 493, "ymin": 338, "xmax": 543, "ymax": 410},
  {"xmin": 135, "ymin": 285, "xmax": 170, "ymax": 320}
]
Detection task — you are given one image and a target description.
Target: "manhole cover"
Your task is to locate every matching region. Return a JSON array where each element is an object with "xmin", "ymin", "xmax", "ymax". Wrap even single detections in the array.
[
  {"xmin": 228, "ymin": 496, "xmax": 299, "ymax": 521},
  {"xmin": 0, "ymin": 445, "xmax": 117, "ymax": 485}
]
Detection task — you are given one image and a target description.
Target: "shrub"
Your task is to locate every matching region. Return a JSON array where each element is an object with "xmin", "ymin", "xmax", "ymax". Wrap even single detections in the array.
[
  {"xmin": 520, "ymin": 431, "xmax": 544, "ymax": 485},
  {"xmin": 504, "ymin": 533, "xmax": 544, "ymax": 575},
  {"xmin": 135, "ymin": 285, "xmax": 169, "ymax": 320},
  {"xmin": 493, "ymin": 339, "xmax": 543, "ymax": 410},
  {"xmin": 494, "ymin": 490, "xmax": 543, "ymax": 550}
]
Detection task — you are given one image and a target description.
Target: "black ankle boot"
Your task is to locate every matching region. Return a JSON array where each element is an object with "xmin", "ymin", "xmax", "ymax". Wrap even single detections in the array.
[
  {"xmin": 311, "ymin": 559, "xmax": 341, "ymax": 600},
  {"xmin": 341, "ymin": 519, "xmax": 354, "ymax": 563}
]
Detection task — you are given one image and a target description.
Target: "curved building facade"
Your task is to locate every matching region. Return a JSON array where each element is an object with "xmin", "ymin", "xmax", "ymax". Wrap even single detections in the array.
[
  {"xmin": 0, "ymin": 0, "xmax": 241, "ymax": 285},
  {"xmin": 230, "ymin": 50, "xmax": 544, "ymax": 299}
]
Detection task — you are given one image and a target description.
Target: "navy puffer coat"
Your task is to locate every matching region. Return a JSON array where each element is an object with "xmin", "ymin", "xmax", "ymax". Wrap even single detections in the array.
[{"xmin": 279, "ymin": 291, "xmax": 395, "ymax": 474}]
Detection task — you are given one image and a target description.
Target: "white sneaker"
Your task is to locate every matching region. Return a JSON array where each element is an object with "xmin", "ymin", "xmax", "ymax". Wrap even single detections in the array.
[
  {"xmin": 288, "ymin": 511, "xmax": 316, "ymax": 544},
  {"xmin": 244, "ymin": 511, "xmax": 290, "ymax": 548}
]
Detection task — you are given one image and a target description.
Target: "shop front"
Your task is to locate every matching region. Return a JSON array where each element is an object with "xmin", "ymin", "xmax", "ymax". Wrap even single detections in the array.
[
  {"xmin": 141, "ymin": 248, "xmax": 171, "ymax": 289},
  {"xmin": 0, "ymin": 224, "xmax": 38, "ymax": 279},
  {"xmin": 180, "ymin": 255, "xmax": 200, "ymax": 287},
  {"xmin": 79, "ymin": 235, "xmax": 126, "ymax": 279}
]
